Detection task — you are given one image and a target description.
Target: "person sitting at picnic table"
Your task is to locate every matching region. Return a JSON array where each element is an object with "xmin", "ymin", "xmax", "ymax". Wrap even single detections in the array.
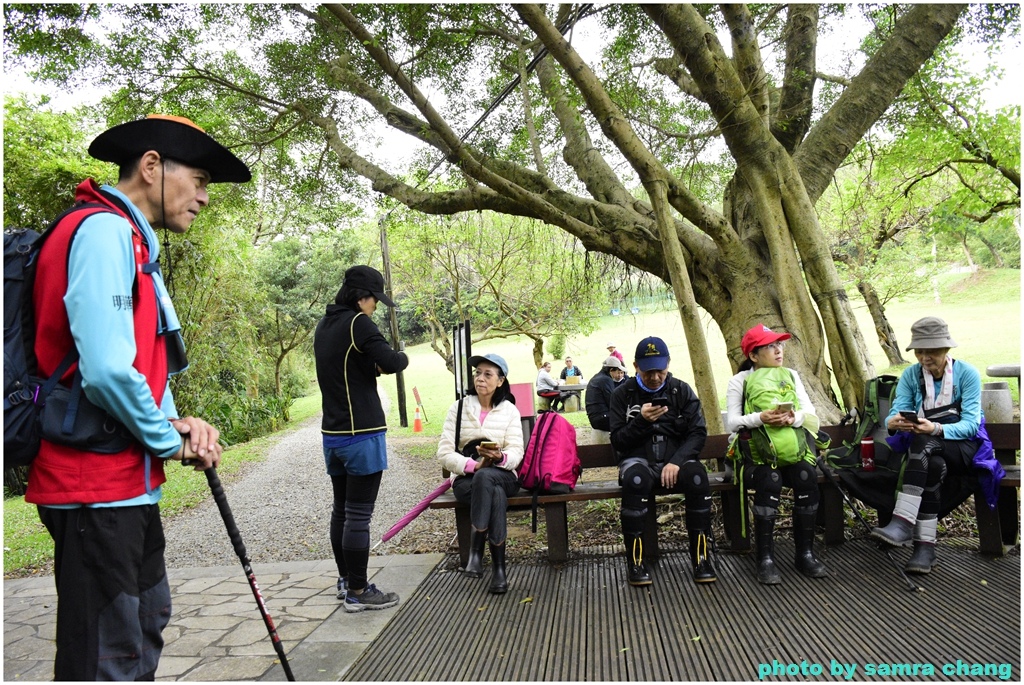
[
  {"xmin": 725, "ymin": 324, "xmax": 828, "ymax": 585},
  {"xmin": 586, "ymin": 355, "xmax": 628, "ymax": 432},
  {"xmin": 560, "ymin": 356, "xmax": 583, "ymax": 382},
  {"xmin": 536, "ymin": 361, "xmax": 562, "ymax": 412},
  {"xmin": 871, "ymin": 316, "xmax": 999, "ymax": 575},
  {"xmin": 437, "ymin": 353, "xmax": 524, "ymax": 594},
  {"xmin": 558, "ymin": 355, "xmax": 585, "ymax": 409},
  {"xmin": 609, "ymin": 336, "xmax": 716, "ymax": 586}
]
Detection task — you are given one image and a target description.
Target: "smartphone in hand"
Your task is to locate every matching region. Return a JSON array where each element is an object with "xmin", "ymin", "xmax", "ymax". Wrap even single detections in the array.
[
  {"xmin": 899, "ymin": 411, "xmax": 920, "ymax": 424},
  {"xmin": 776, "ymin": 402, "xmax": 795, "ymax": 412},
  {"xmin": 649, "ymin": 397, "xmax": 670, "ymax": 407},
  {"xmin": 480, "ymin": 441, "xmax": 499, "ymax": 450}
]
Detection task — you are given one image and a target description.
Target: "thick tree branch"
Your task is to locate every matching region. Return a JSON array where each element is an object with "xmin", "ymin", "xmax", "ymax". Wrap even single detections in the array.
[
  {"xmin": 771, "ymin": 4, "xmax": 818, "ymax": 152},
  {"xmin": 517, "ymin": 3, "xmax": 735, "ymax": 248},
  {"xmin": 722, "ymin": 4, "xmax": 770, "ymax": 128},
  {"xmin": 653, "ymin": 55, "xmax": 706, "ymax": 101},
  {"xmin": 795, "ymin": 3, "xmax": 967, "ymax": 203}
]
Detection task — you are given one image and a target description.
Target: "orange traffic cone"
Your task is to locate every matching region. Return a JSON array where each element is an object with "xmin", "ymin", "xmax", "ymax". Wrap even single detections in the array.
[{"xmin": 413, "ymin": 406, "xmax": 423, "ymax": 433}]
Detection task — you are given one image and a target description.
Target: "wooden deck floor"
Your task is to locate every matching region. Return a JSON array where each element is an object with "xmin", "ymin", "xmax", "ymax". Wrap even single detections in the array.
[{"xmin": 345, "ymin": 539, "xmax": 1019, "ymax": 682}]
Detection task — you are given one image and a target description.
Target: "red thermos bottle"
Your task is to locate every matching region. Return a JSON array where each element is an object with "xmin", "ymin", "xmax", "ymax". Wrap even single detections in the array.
[{"xmin": 860, "ymin": 437, "xmax": 875, "ymax": 471}]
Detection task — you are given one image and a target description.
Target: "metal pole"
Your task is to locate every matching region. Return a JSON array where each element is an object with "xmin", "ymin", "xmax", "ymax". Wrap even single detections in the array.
[{"xmin": 379, "ymin": 214, "xmax": 408, "ymax": 428}]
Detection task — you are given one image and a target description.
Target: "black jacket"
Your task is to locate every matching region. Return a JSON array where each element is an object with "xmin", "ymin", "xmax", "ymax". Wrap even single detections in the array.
[
  {"xmin": 314, "ymin": 304, "xmax": 408, "ymax": 435},
  {"xmin": 559, "ymin": 365, "xmax": 583, "ymax": 380},
  {"xmin": 608, "ymin": 374, "xmax": 707, "ymax": 466},
  {"xmin": 586, "ymin": 371, "xmax": 623, "ymax": 431}
]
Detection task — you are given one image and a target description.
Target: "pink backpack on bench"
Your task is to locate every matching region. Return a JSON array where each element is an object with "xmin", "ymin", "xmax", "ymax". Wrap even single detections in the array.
[{"xmin": 520, "ymin": 412, "xmax": 581, "ymax": 530}]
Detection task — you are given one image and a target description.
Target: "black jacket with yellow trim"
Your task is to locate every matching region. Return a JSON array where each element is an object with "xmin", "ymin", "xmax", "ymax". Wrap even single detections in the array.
[{"xmin": 313, "ymin": 304, "xmax": 408, "ymax": 435}]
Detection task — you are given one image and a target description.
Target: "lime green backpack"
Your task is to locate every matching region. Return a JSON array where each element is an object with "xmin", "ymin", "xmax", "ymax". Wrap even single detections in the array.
[{"xmin": 735, "ymin": 367, "xmax": 814, "ymax": 467}]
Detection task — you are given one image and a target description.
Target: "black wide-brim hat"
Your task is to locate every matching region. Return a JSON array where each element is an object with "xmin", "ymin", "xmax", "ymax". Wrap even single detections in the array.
[{"xmin": 88, "ymin": 114, "xmax": 251, "ymax": 183}]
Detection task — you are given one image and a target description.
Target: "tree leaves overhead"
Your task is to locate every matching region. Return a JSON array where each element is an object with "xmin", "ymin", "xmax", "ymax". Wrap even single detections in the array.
[{"xmin": 5, "ymin": 3, "xmax": 1016, "ymax": 416}]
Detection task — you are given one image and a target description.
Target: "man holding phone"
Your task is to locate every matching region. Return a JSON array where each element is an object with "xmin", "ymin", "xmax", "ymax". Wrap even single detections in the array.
[{"xmin": 608, "ymin": 337, "xmax": 714, "ymax": 587}]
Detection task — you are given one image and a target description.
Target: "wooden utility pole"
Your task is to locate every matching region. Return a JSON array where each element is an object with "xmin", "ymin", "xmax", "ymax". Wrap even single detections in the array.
[{"xmin": 379, "ymin": 214, "xmax": 408, "ymax": 427}]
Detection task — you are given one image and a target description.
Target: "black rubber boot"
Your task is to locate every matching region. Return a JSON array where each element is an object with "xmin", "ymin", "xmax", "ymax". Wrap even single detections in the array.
[
  {"xmin": 754, "ymin": 516, "xmax": 781, "ymax": 585},
  {"xmin": 464, "ymin": 528, "xmax": 486, "ymax": 578},
  {"xmin": 624, "ymin": 534, "xmax": 652, "ymax": 586},
  {"xmin": 688, "ymin": 530, "xmax": 718, "ymax": 583},
  {"xmin": 488, "ymin": 542, "xmax": 508, "ymax": 594},
  {"xmin": 793, "ymin": 508, "xmax": 828, "ymax": 578},
  {"xmin": 906, "ymin": 542, "xmax": 936, "ymax": 575}
]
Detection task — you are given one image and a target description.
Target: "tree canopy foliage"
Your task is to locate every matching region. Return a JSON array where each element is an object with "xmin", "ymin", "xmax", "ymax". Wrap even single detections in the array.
[
  {"xmin": 388, "ymin": 208, "xmax": 609, "ymax": 369},
  {"xmin": 5, "ymin": 3, "xmax": 1020, "ymax": 422}
]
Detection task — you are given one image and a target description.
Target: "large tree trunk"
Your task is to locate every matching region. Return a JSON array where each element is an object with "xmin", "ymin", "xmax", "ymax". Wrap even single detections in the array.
[
  {"xmin": 857, "ymin": 281, "xmax": 907, "ymax": 367},
  {"xmin": 319, "ymin": 3, "xmax": 965, "ymax": 419}
]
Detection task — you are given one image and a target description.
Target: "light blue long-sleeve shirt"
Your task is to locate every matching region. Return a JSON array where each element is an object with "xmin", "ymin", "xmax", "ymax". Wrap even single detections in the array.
[
  {"xmin": 52, "ymin": 187, "xmax": 182, "ymax": 507},
  {"xmin": 887, "ymin": 359, "xmax": 983, "ymax": 441}
]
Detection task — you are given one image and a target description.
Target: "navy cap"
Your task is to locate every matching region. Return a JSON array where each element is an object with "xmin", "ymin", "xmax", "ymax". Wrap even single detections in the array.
[
  {"xmin": 634, "ymin": 336, "xmax": 670, "ymax": 372},
  {"xmin": 469, "ymin": 353, "xmax": 509, "ymax": 377}
]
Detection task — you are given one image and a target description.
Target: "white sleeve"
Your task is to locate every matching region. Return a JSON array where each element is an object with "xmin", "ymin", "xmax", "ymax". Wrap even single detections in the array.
[
  {"xmin": 791, "ymin": 370, "xmax": 818, "ymax": 432},
  {"xmin": 726, "ymin": 371, "xmax": 762, "ymax": 433}
]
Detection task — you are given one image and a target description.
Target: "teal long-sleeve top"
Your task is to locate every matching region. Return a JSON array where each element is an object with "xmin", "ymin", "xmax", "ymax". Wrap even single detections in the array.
[{"xmin": 886, "ymin": 359, "xmax": 983, "ymax": 441}]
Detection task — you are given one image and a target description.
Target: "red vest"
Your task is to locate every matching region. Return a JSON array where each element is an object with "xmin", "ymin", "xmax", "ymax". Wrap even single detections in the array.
[{"xmin": 26, "ymin": 180, "xmax": 168, "ymax": 505}]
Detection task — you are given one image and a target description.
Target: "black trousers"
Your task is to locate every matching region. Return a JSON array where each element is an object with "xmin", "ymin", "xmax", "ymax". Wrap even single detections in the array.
[
  {"xmin": 39, "ymin": 504, "xmax": 171, "ymax": 681},
  {"xmin": 452, "ymin": 468, "xmax": 521, "ymax": 544}
]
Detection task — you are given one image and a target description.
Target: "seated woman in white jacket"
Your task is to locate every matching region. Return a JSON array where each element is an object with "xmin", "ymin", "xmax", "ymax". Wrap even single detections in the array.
[
  {"xmin": 437, "ymin": 353, "xmax": 524, "ymax": 594},
  {"xmin": 725, "ymin": 324, "xmax": 827, "ymax": 585}
]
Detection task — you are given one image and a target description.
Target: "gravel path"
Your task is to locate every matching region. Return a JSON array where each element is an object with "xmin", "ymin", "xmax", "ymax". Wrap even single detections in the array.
[{"xmin": 162, "ymin": 415, "xmax": 449, "ymax": 570}]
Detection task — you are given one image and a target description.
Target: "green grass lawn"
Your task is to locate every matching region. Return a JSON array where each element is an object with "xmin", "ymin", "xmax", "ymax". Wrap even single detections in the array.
[{"xmin": 4, "ymin": 268, "xmax": 1018, "ymax": 576}]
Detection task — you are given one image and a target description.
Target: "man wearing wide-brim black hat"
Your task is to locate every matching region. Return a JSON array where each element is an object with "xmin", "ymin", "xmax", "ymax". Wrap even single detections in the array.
[{"xmin": 26, "ymin": 114, "xmax": 250, "ymax": 680}]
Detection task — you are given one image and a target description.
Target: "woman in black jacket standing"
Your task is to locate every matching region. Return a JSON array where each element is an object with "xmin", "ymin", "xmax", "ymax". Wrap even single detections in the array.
[{"xmin": 313, "ymin": 265, "xmax": 408, "ymax": 613}]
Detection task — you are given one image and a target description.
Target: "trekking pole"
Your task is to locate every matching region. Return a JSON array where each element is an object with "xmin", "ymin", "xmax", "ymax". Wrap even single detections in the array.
[
  {"xmin": 816, "ymin": 457, "xmax": 924, "ymax": 593},
  {"xmin": 202, "ymin": 467, "xmax": 297, "ymax": 680}
]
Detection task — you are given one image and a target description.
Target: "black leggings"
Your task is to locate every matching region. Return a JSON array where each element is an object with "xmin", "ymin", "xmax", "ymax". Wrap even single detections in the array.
[
  {"xmin": 330, "ymin": 471, "xmax": 383, "ymax": 591},
  {"xmin": 743, "ymin": 461, "xmax": 819, "ymax": 517}
]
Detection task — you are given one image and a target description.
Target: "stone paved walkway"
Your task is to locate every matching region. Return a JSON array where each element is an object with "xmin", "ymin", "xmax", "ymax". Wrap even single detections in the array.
[{"xmin": 3, "ymin": 553, "xmax": 443, "ymax": 682}]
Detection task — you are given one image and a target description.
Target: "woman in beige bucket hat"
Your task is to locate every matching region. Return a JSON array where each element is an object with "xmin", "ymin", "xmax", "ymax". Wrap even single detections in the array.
[{"xmin": 870, "ymin": 316, "xmax": 996, "ymax": 575}]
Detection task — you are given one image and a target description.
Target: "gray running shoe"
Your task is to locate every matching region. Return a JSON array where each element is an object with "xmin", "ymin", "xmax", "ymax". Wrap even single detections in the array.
[
  {"xmin": 343, "ymin": 583, "xmax": 400, "ymax": 613},
  {"xmin": 336, "ymin": 577, "xmax": 348, "ymax": 601}
]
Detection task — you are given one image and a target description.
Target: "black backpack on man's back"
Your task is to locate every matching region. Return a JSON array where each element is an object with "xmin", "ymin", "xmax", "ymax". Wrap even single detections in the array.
[
  {"xmin": 4, "ymin": 205, "xmax": 135, "ymax": 470},
  {"xmin": 4, "ymin": 225, "xmax": 69, "ymax": 468}
]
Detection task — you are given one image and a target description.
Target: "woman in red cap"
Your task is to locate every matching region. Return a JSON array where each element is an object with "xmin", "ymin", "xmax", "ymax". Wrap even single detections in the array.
[{"xmin": 725, "ymin": 324, "xmax": 828, "ymax": 584}]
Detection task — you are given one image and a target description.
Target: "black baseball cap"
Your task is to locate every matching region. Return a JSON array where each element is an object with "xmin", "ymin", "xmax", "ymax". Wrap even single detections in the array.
[
  {"xmin": 89, "ymin": 114, "xmax": 251, "ymax": 183},
  {"xmin": 343, "ymin": 265, "xmax": 396, "ymax": 307}
]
